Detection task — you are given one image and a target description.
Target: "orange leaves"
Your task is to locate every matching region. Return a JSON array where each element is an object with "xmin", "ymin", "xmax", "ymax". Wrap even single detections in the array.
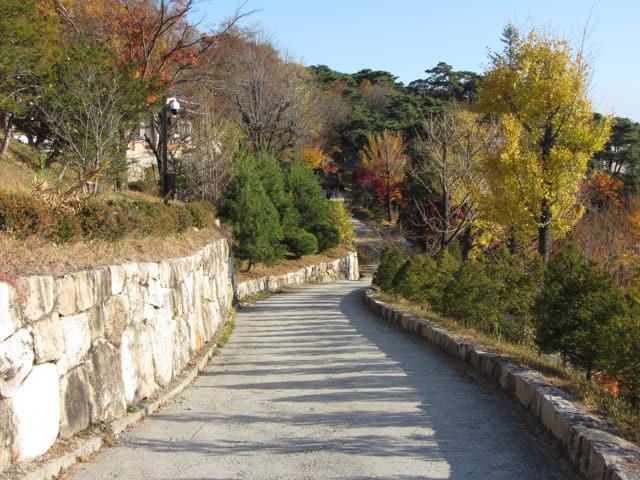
[
  {"xmin": 568, "ymin": 173, "xmax": 640, "ymax": 287},
  {"xmin": 301, "ymin": 146, "xmax": 324, "ymax": 169},
  {"xmin": 48, "ymin": 0, "xmax": 209, "ymax": 93},
  {"xmin": 589, "ymin": 172, "xmax": 624, "ymax": 207}
]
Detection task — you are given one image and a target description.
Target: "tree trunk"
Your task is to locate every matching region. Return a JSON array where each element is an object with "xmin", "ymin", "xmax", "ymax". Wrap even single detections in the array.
[
  {"xmin": 538, "ymin": 201, "xmax": 552, "ymax": 263},
  {"xmin": 460, "ymin": 227, "xmax": 472, "ymax": 261},
  {"xmin": 1, "ymin": 114, "xmax": 13, "ymax": 157},
  {"xmin": 385, "ymin": 160, "xmax": 392, "ymax": 223},
  {"xmin": 509, "ymin": 232, "xmax": 522, "ymax": 255}
]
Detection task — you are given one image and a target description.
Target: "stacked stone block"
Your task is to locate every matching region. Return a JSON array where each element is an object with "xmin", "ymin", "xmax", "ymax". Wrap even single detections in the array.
[{"xmin": 0, "ymin": 239, "xmax": 234, "ymax": 472}]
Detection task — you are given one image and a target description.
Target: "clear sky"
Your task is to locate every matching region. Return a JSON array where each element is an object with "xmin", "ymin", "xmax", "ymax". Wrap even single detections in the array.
[{"xmin": 192, "ymin": 1, "xmax": 640, "ymax": 122}]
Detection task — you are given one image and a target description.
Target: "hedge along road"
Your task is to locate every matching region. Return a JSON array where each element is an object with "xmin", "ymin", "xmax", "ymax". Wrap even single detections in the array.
[{"xmin": 68, "ymin": 280, "xmax": 582, "ymax": 480}]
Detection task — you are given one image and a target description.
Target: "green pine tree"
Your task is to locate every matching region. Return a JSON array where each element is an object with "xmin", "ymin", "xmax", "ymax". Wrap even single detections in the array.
[
  {"xmin": 233, "ymin": 174, "xmax": 284, "ymax": 272},
  {"xmin": 533, "ymin": 244, "xmax": 625, "ymax": 379}
]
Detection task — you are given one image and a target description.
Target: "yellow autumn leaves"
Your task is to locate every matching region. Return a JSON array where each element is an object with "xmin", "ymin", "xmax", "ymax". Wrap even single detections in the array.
[{"xmin": 473, "ymin": 28, "xmax": 611, "ymax": 252}]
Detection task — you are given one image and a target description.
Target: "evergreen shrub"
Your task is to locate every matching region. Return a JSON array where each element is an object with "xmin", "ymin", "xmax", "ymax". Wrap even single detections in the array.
[
  {"xmin": 0, "ymin": 191, "xmax": 47, "ymax": 237},
  {"xmin": 46, "ymin": 211, "xmax": 82, "ymax": 244},
  {"xmin": 394, "ymin": 254, "xmax": 440, "ymax": 305},
  {"xmin": 533, "ymin": 243, "xmax": 626, "ymax": 379},
  {"xmin": 285, "ymin": 228, "xmax": 318, "ymax": 257},
  {"xmin": 309, "ymin": 221, "xmax": 340, "ymax": 252},
  {"xmin": 373, "ymin": 245, "xmax": 404, "ymax": 291}
]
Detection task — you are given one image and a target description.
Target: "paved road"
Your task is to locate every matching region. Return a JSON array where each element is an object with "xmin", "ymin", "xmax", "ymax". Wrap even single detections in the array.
[{"xmin": 69, "ymin": 281, "xmax": 580, "ymax": 480}]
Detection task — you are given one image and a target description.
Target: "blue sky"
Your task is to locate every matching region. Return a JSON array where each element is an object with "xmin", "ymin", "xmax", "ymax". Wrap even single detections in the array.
[{"xmin": 192, "ymin": 1, "xmax": 640, "ymax": 122}]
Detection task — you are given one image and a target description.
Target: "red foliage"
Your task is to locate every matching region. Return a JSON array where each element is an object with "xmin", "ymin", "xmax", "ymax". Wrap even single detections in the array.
[{"xmin": 353, "ymin": 161, "xmax": 403, "ymax": 208}]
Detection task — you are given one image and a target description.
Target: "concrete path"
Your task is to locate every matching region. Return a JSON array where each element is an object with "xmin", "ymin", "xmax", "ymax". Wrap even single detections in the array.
[{"xmin": 67, "ymin": 280, "xmax": 580, "ymax": 480}]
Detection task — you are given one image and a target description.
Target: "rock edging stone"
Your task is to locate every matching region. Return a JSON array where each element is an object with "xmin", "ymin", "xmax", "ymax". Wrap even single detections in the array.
[{"xmin": 363, "ymin": 288, "xmax": 640, "ymax": 480}]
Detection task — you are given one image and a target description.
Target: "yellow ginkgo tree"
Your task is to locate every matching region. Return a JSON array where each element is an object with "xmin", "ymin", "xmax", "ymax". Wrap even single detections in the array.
[{"xmin": 475, "ymin": 26, "xmax": 611, "ymax": 261}]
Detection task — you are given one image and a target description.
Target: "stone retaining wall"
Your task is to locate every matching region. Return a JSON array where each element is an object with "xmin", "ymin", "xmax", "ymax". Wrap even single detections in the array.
[
  {"xmin": 0, "ymin": 242, "xmax": 358, "ymax": 476},
  {"xmin": 0, "ymin": 238, "xmax": 235, "ymax": 473},
  {"xmin": 235, "ymin": 251, "xmax": 359, "ymax": 301},
  {"xmin": 363, "ymin": 288, "xmax": 640, "ymax": 480}
]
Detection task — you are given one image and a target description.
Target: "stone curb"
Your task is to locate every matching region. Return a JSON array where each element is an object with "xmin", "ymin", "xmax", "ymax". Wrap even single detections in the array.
[
  {"xmin": 363, "ymin": 288, "xmax": 640, "ymax": 480},
  {"xmin": 8, "ymin": 340, "xmax": 220, "ymax": 480}
]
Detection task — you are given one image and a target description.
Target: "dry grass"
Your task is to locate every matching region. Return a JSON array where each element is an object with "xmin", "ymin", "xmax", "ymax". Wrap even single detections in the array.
[{"xmin": 0, "ymin": 227, "xmax": 225, "ymax": 278}]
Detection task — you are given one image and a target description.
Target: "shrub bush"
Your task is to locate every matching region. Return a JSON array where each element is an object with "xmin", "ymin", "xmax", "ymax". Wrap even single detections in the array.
[
  {"xmin": 533, "ymin": 243, "xmax": 626, "ymax": 379},
  {"xmin": 127, "ymin": 179, "xmax": 158, "ymax": 194},
  {"xmin": 285, "ymin": 228, "xmax": 318, "ymax": 257},
  {"xmin": 308, "ymin": 221, "xmax": 340, "ymax": 252},
  {"xmin": 46, "ymin": 211, "xmax": 82, "ymax": 244},
  {"xmin": 173, "ymin": 204, "xmax": 194, "ymax": 233},
  {"xmin": 441, "ymin": 257, "xmax": 502, "ymax": 333},
  {"xmin": 0, "ymin": 191, "xmax": 48, "ymax": 238},
  {"xmin": 0, "ymin": 190, "xmax": 218, "ymax": 245},
  {"xmin": 394, "ymin": 254, "xmax": 439, "ymax": 305},
  {"xmin": 79, "ymin": 198, "xmax": 122, "ymax": 241},
  {"xmin": 328, "ymin": 201, "xmax": 355, "ymax": 248},
  {"xmin": 373, "ymin": 245, "xmax": 404, "ymax": 291},
  {"xmin": 186, "ymin": 201, "xmax": 216, "ymax": 229}
]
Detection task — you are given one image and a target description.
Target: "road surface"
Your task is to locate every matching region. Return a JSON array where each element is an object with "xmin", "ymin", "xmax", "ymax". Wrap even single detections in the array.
[{"xmin": 68, "ymin": 280, "xmax": 580, "ymax": 480}]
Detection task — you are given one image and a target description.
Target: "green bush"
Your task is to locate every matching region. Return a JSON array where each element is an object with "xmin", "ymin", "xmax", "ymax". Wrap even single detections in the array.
[
  {"xmin": 131, "ymin": 200, "xmax": 180, "ymax": 236},
  {"xmin": 46, "ymin": 211, "xmax": 82, "ymax": 244},
  {"xmin": 285, "ymin": 228, "xmax": 318, "ymax": 257},
  {"xmin": 127, "ymin": 179, "xmax": 158, "ymax": 194},
  {"xmin": 0, "ymin": 190, "xmax": 217, "ymax": 244},
  {"xmin": 533, "ymin": 243, "xmax": 626, "ymax": 379},
  {"xmin": 428, "ymin": 251, "xmax": 461, "ymax": 313},
  {"xmin": 286, "ymin": 158, "xmax": 329, "ymax": 228},
  {"xmin": 394, "ymin": 254, "xmax": 439, "ymax": 305},
  {"xmin": 442, "ymin": 257, "xmax": 502, "ymax": 333},
  {"xmin": 308, "ymin": 221, "xmax": 340, "ymax": 252},
  {"xmin": 604, "ymin": 298, "xmax": 640, "ymax": 406},
  {"xmin": 79, "ymin": 198, "xmax": 122, "ymax": 241},
  {"xmin": 173, "ymin": 204, "xmax": 194, "ymax": 233},
  {"xmin": 374, "ymin": 245, "xmax": 404, "ymax": 292},
  {"xmin": 233, "ymin": 174, "xmax": 285, "ymax": 271}
]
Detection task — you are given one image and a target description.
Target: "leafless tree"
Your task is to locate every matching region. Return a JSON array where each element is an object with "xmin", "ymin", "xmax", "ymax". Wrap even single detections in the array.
[
  {"xmin": 224, "ymin": 36, "xmax": 324, "ymax": 158},
  {"xmin": 38, "ymin": 64, "xmax": 126, "ymax": 191},
  {"xmin": 409, "ymin": 103, "xmax": 498, "ymax": 255},
  {"xmin": 180, "ymin": 86, "xmax": 240, "ymax": 203}
]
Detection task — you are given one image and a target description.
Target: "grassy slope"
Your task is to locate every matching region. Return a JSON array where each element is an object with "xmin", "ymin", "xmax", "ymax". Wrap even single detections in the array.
[{"xmin": 0, "ymin": 142, "xmax": 350, "ymax": 279}]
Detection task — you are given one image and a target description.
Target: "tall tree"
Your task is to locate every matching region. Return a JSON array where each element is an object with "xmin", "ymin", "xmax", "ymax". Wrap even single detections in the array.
[
  {"xmin": 37, "ymin": 44, "xmax": 142, "ymax": 190},
  {"xmin": 408, "ymin": 62, "xmax": 481, "ymax": 104},
  {"xmin": 358, "ymin": 129, "xmax": 407, "ymax": 222},
  {"xmin": 593, "ymin": 116, "xmax": 640, "ymax": 182},
  {"xmin": 0, "ymin": 0, "xmax": 60, "ymax": 155},
  {"xmin": 409, "ymin": 104, "xmax": 498, "ymax": 254},
  {"xmin": 226, "ymin": 37, "xmax": 324, "ymax": 158},
  {"xmin": 475, "ymin": 27, "xmax": 611, "ymax": 262},
  {"xmin": 233, "ymin": 170, "xmax": 284, "ymax": 272},
  {"xmin": 181, "ymin": 85, "xmax": 240, "ymax": 203}
]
